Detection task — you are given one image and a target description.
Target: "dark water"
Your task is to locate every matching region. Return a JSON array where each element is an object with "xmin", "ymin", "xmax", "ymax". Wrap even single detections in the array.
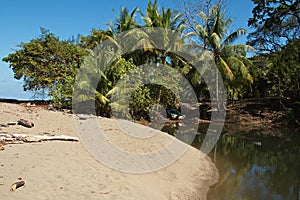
[{"xmin": 162, "ymin": 123, "xmax": 300, "ymax": 200}]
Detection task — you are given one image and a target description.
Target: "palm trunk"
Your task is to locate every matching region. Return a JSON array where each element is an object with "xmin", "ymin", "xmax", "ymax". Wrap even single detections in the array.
[
  {"xmin": 232, "ymin": 88, "xmax": 235, "ymax": 104},
  {"xmin": 216, "ymin": 66, "xmax": 220, "ymax": 110}
]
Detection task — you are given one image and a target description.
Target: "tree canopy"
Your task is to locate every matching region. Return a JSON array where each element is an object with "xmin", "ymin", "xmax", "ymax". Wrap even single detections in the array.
[
  {"xmin": 248, "ymin": 0, "xmax": 300, "ymax": 114},
  {"xmin": 248, "ymin": 0, "xmax": 300, "ymax": 52},
  {"xmin": 185, "ymin": 4, "xmax": 254, "ymax": 101},
  {"xmin": 2, "ymin": 28, "xmax": 87, "ymax": 107}
]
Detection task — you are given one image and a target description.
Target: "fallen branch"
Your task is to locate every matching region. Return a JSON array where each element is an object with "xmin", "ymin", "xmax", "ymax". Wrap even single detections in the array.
[
  {"xmin": 0, "ymin": 133, "xmax": 79, "ymax": 144},
  {"xmin": 7, "ymin": 122, "xmax": 17, "ymax": 126},
  {"xmin": 17, "ymin": 119, "xmax": 34, "ymax": 128},
  {"xmin": 0, "ymin": 123, "xmax": 9, "ymax": 127}
]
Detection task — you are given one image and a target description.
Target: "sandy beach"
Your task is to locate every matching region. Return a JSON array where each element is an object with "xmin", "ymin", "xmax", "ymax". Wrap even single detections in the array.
[{"xmin": 0, "ymin": 102, "xmax": 218, "ymax": 199}]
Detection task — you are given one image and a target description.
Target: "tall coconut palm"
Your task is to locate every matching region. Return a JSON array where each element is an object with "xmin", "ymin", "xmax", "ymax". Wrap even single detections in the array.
[
  {"xmin": 109, "ymin": 7, "xmax": 139, "ymax": 34},
  {"xmin": 141, "ymin": 0, "xmax": 185, "ymax": 30},
  {"xmin": 138, "ymin": 0, "xmax": 187, "ymax": 64},
  {"xmin": 192, "ymin": 5, "xmax": 254, "ymax": 106},
  {"xmin": 126, "ymin": 0, "xmax": 191, "ymax": 110},
  {"xmin": 76, "ymin": 7, "xmax": 140, "ymax": 116}
]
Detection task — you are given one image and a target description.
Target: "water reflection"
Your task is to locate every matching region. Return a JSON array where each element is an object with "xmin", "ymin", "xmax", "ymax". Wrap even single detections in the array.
[
  {"xmin": 161, "ymin": 122, "xmax": 300, "ymax": 200},
  {"xmin": 161, "ymin": 122, "xmax": 197, "ymax": 145}
]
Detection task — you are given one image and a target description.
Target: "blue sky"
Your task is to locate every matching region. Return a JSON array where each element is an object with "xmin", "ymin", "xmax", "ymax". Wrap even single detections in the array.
[{"xmin": 0, "ymin": 0, "xmax": 254, "ymax": 100}]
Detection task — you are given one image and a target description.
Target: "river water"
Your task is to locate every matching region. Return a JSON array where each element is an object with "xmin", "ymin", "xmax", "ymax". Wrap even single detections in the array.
[{"xmin": 162, "ymin": 124, "xmax": 300, "ymax": 200}]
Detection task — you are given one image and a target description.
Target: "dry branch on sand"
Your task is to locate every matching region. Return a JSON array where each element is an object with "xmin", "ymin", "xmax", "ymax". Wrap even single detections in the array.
[
  {"xmin": 0, "ymin": 133, "xmax": 79, "ymax": 145},
  {"xmin": 17, "ymin": 119, "xmax": 34, "ymax": 128},
  {"xmin": 0, "ymin": 119, "xmax": 34, "ymax": 128},
  {"xmin": 0, "ymin": 123, "xmax": 9, "ymax": 127}
]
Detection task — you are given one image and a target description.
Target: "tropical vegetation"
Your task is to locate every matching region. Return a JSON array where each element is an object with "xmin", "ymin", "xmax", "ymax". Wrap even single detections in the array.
[{"xmin": 2, "ymin": 0, "xmax": 299, "ymax": 122}]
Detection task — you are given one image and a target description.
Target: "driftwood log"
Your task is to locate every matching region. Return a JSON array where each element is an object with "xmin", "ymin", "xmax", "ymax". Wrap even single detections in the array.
[
  {"xmin": 0, "ymin": 123, "xmax": 9, "ymax": 127},
  {"xmin": 10, "ymin": 180, "xmax": 25, "ymax": 191},
  {"xmin": 0, "ymin": 133, "xmax": 79, "ymax": 145},
  {"xmin": 17, "ymin": 119, "xmax": 34, "ymax": 128}
]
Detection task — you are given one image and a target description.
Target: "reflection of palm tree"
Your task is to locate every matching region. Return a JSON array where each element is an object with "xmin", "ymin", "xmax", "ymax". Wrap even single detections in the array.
[{"xmin": 162, "ymin": 122, "xmax": 197, "ymax": 145}]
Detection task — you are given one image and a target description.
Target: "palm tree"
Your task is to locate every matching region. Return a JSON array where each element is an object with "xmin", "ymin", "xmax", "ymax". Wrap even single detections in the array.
[
  {"xmin": 76, "ymin": 6, "xmax": 140, "ymax": 116},
  {"xmin": 136, "ymin": 0, "xmax": 191, "ymax": 109},
  {"xmin": 110, "ymin": 7, "xmax": 139, "ymax": 34},
  {"xmin": 141, "ymin": 0, "xmax": 185, "ymax": 30},
  {"xmin": 138, "ymin": 0, "xmax": 187, "ymax": 64},
  {"xmin": 191, "ymin": 5, "xmax": 254, "ymax": 106},
  {"xmin": 76, "ymin": 1, "xmax": 191, "ymax": 117}
]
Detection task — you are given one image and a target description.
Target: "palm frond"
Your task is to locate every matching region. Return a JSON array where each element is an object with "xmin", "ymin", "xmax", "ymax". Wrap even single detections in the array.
[
  {"xmin": 95, "ymin": 91, "xmax": 110, "ymax": 104},
  {"xmin": 219, "ymin": 56, "xmax": 234, "ymax": 80},
  {"xmin": 195, "ymin": 24, "xmax": 208, "ymax": 39},
  {"xmin": 223, "ymin": 28, "xmax": 247, "ymax": 45},
  {"xmin": 197, "ymin": 11, "xmax": 207, "ymax": 21},
  {"xmin": 227, "ymin": 56, "xmax": 253, "ymax": 83},
  {"xmin": 223, "ymin": 44, "xmax": 254, "ymax": 56},
  {"xmin": 105, "ymin": 86, "xmax": 120, "ymax": 97}
]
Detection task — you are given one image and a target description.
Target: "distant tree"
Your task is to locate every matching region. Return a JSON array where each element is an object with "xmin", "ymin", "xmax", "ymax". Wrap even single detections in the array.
[
  {"xmin": 2, "ymin": 28, "xmax": 87, "ymax": 107},
  {"xmin": 248, "ymin": 0, "xmax": 300, "ymax": 52}
]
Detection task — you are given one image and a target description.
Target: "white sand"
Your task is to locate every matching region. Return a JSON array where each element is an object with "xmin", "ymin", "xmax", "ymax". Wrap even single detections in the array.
[{"xmin": 0, "ymin": 102, "xmax": 218, "ymax": 199}]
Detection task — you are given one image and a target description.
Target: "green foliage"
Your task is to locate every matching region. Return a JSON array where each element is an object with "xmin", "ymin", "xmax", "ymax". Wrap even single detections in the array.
[
  {"xmin": 2, "ymin": 28, "xmax": 87, "ymax": 108},
  {"xmin": 3, "ymin": 0, "xmax": 263, "ymax": 118},
  {"xmin": 109, "ymin": 64, "xmax": 184, "ymax": 120},
  {"xmin": 248, "ymin": 0, "xmax": 300, "ymax": 52},
  {"xmin": 141, "ymin": 0, "xmax": 185, "ymax": 30},
  {"xmin": 74, "ymin": 47, "xmax": 137, "ymax": 116},
  {"xmin": 79, "ymin": 29, "xmax": 114, "ymax": 49},
  {"xmin": 189, "ymin": 5, "xmax": 254, "ymax": 100},
  {"xmin": 110, "ymin": 7, "xmax": 139, "ymax": 34},
  {"xmin": 48, "ymin": 71, "xmax": 75, "ymax": 108},
  {"xmin": 129, "ymin": 86, "xmax": 152, "ymax": 120},
  {"xmin": 247, "ymin": 0, "xmax": 300, "ymax": 120},
  {"xmin": 250, "ymin": 39, "xmax": 300, "ymax": 100},
  {"xmin": 129, "ymin": 84, "xmax": 180, "ymax": 120}
]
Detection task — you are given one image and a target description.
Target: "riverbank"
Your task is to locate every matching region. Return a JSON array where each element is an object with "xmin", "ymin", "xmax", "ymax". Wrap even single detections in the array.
[
  {"xmin": 0, "ymin": 102, "xmax": 218, "ymax": 199},
  {"xmin": 1, "ymin": 97, "xmax": 298, "ymax": 135},
  {"xmin": 225, "ymin": 98, "xmax": 299, "ymax": 136},
  {"xmin": 196, "ymin": 98, "xmax": 300, "ymax": 137}
]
